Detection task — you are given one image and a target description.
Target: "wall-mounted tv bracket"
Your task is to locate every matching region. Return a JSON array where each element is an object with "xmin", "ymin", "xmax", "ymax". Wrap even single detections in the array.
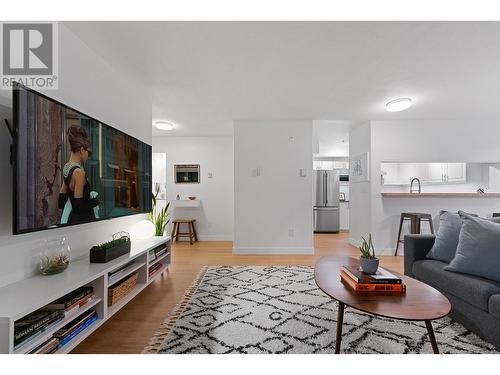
[{"xmin": 4, "ymin": 119, "xmax": 13, "ymax": 165}]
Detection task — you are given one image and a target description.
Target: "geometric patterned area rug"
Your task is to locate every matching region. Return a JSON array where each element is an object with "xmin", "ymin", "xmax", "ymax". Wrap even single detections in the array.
[{"xmin": 143, "ymin": 266, "xmax": 499, "ymax": 354}]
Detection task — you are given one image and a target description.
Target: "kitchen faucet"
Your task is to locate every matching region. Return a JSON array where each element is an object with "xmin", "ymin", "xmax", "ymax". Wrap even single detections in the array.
[{"xmin": 410, "ymin": 177, "xmax": 421, "ymax": 193}]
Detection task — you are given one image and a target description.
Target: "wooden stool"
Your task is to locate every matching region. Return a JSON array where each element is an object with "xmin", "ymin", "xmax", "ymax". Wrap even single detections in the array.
[
  {"xmin": 171, "ymin": 219, "xmax": 198, "ymax": 245},
  {"xmin": 395, "ymin": 212, "xmax": 434, "ymax": 256}
]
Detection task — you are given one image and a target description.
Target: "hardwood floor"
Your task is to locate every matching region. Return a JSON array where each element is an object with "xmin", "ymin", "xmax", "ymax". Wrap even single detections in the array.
[{"xmin": 72, "ymin": 232, "xmax": 403, "ymax": 354}]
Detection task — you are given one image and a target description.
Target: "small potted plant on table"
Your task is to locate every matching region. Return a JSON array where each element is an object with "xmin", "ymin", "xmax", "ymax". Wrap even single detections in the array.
[{"xmin": 359, "ymin": 234, "xmax": 379, "ymax": 274}]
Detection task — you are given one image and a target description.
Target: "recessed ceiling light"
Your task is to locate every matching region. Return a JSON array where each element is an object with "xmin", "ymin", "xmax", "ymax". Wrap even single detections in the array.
[
  {"xmin": 386, "ymin": 98, "xmax": 412, "ymax": 112},
  {"xmin": 154, "ymin": 121, "xmax": 174, "ymax": 131}
]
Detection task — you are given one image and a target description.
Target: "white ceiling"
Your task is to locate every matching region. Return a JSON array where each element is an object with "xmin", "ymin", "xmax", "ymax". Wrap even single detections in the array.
[{"xmin": 65, "ymin": 21, "xmax": 500, "ymax": 137}]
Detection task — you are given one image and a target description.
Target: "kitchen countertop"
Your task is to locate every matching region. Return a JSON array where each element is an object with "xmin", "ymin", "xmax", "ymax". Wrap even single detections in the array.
[{"xmin": 381, "ymin": 192, "xmax": 500, "ymax": 198}]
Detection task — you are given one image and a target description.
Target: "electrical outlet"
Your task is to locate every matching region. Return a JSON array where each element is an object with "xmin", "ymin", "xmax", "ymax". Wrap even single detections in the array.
[
  {"xmin": 252, "ymin": 167, "xmax": 262, "ymax": 177},
  {"xmin": 288, "ymin": 229, "xmax": 294, "ymax": 237},
  {"xmin": 288, "ymin": 135, "xmax": 294, "ymax": 142}
]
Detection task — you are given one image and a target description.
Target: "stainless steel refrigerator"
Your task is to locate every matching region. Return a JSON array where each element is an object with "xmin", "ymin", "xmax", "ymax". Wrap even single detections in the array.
[{"xmin": 313, "ymin": 170, "xmax": 340, "ymax": 233}]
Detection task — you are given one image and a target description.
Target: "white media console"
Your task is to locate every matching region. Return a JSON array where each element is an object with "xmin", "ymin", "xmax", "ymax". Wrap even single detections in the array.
[{"xmin": 0, "ymin": 236, "xmax": 171, "ymax": 354}]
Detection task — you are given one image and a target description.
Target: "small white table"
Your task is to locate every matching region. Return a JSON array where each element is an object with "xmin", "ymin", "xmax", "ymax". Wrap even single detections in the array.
[{"xmin": 170, "ymin": 199, "xmax": 201, "ymax": 208}]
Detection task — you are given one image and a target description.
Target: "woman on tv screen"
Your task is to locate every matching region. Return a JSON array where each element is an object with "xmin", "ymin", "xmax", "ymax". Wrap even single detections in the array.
[
  {"xmin": 58, "ymin": 125, "xmax": 100, "ymax": 224},
  {"xmin": 14, "ymin": 84, "xmax": 152, "ymax": 234}
]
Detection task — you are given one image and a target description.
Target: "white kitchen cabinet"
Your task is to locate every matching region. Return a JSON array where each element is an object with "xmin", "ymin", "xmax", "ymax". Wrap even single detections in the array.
[
  {"xmin": 381, "ymin": 163, "xmax": 401, "ymax": 184},
  {"xmin": 446, "ymin": 163, "xmax": 467, "ymax": 182},
  {"xmin": 339, "ymin": 201, "xmax": 349, "ymax": 231},
  {"xmin": 381, "ymin": 162, "xmax": 467, "ymax": 185},
  {"xmin": 427, "ymin": 163, "xmax": 445, "ymax": 183},
  {"xmin": 399, "ymin": 163, "xmax": 428, "ymax": 184}
]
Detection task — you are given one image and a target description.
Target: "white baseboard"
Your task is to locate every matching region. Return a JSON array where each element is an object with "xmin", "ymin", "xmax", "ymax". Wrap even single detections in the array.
[
  {"xmin": 174, "ymin": 234, "xmax": 233, "ymax": 242},
  {"xmin": 348, "ymin": 238, "xmax": 362, "ymax": 247},
  {"xmin": 232, "ymin": 246, "xmax": 314, "ymax": 255}
]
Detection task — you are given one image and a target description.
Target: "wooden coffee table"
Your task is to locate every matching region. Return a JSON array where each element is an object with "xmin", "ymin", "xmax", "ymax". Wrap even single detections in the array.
[{"xmin": 314, "ymin": 256, "xmax": 451, "ymax": 354}]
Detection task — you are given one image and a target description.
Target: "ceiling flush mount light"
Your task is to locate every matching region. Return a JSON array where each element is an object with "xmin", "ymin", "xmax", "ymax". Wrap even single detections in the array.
[
  {"xmin": 386, "ymin": 98, "xmax": 412, "ymax": 112},
  {"xmin": 155, "ymin": 121, "xmax": 174, "ymax": 131}
]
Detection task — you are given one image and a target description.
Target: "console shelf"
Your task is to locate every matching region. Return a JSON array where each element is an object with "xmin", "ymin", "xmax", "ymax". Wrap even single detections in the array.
[
  {"xmin": 149, "ymin": 251, "xmax": 170, "ymax": 268},
  {"xmin": 0, "ymin": 236, "xmax": 171, "ymax": 354}
]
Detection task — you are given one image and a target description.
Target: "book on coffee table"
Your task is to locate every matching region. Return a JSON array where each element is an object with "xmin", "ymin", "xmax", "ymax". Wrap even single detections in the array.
[
  {"xmin": 340, "ymin": 270, "xmax": 406, "ymax": 295},
  {"xmin": 342, "ymin": 265, "xmax": 402, "ymax": 284}
]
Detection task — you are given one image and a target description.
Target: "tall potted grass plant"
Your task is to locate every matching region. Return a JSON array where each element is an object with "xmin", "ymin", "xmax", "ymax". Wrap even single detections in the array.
[{"xmin": 148, "ymin": 186, "xmax": 170, "ymax": 237}]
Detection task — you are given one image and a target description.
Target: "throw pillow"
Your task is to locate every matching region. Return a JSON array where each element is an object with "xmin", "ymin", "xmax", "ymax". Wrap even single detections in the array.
[
  {"xmin": 445, "ymin": 213, "xmax": 500, "ymax": 282},
  {"xmin": 426, "ymin": 211, "xmax": 466, "ymax": 263}
]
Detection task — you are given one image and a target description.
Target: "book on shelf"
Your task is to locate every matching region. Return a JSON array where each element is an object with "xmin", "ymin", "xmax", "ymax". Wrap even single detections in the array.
[
  {"xmin": 149, "ymin": 249, "xmax": 156, "ymax": 261},
  {"xmin": 108, "ymin": 261, "xmax": 135, "ymax": 280},
  {"xmin": 53, "ymin": 309, "xmax": 96, "ymax": 340},
  {"xmin": 43, "ymin": 286, "xmax": 93, "ymax": 310},
  {"xmin": 154, "ymin": 248, "xmax": 167, "ymax": 257},
  {"xmin": 149, "ymin": 262, "xmax": 163, "ymax": 276},
  {"xmin": 28, "ymin": 337, "xmax": 60, "ymax": 354},
  {"xmin": 57, "ymin": 312, "xmax": 98, "ymax": 348},
  {"xmin": 342, "ymin": 265, "xmax": 402, "ymax": 284},
  {"xmin": 14, "ymin": 310, "xmax": 64, "ymax": 347},
  {"xmin": 340, "ymin": 271, "xmax": 406, "ymax": 294},
  {"xmin": 62, "ymin": 294, "xmax": 93, "ymax": 317}
]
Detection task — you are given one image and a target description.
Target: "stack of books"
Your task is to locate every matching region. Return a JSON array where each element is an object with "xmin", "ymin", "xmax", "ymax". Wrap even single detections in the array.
[
  {"xmin": 53, "ymin": 309, "xmax": 98, "ymax": 348},
  {"xmin": 340, "ymin": 265, "xmax": 406, "ymax": 295},
  {"xmin": 14, "ymin": 310, "xmax": 64, "ymax": 348},
  {"xmin": 150, "ymin": 245, "xmax": 168, "ymax": 263},
  {"xmin": 108, "ymin": 262, "xmax": 135, "ymax": 284},
  {"xmin": 149, "ymin": 262, "xmax": 163, "ymax": 277},
  {"xmin": 28, "ymin": 337, "xmax": 60, "ymax": 354},
  {"xmin": 43, "ymin": 286, "xmax": 94, "ymax": 317}
]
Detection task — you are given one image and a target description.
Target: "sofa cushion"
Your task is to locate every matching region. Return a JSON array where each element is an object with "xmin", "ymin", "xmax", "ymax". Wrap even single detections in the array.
[
  {"xmin": 426, "ymin": 211, "xmax": 464, "ymax": 263},
  {"xmin": 412, "ymin": 259, "xmax": 500, "ymax": 311},
  {"xmin": 426, "ymin": 211, "xmax": 500, "ymax": 264},
  {"xmin": 489, "ymin": 295, "xmax": 500, "ymax": 320},
  {"xmin": 445, "ymin": 213, "xmax": 500, "ymax": 282}
]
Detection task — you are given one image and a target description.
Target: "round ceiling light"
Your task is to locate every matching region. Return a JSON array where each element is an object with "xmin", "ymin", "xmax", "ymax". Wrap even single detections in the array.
[
  {"xmin": 386, "ymin": 98, "xmax": 412, "ymax": 112},
  {"xmin": 154, "ymin": 121, "xmax": 174, "ymax": 131}
]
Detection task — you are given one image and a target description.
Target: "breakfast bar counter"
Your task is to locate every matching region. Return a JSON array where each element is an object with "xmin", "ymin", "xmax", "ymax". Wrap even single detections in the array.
[{"xmin": 381, "ymin": 192, "xmax": 500, "ymax": 198}]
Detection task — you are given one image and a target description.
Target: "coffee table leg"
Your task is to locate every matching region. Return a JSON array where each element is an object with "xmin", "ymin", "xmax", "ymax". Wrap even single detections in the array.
[
  {"xmin": 335, "ymin": 302, "xmax": 345, "ymax": 354},
  {"xmin": 425, "ymin": 320, "xmax": 439, "ymax": 354}
]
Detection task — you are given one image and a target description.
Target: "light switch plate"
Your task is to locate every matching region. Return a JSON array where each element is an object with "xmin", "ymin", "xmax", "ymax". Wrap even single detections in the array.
[
  {"xmin": 300, "ymin": 168, "xmax": 307, "ymax": 177},
  {"xmin": 208, "ymin": 172, "xmax": 213, "ymax": 178}
]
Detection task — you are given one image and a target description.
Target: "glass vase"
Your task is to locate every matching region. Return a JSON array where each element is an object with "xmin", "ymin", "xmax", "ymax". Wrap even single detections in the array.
[{"xmin": 39, "ymin": 237, "xmax": 71, "ymax": 275}]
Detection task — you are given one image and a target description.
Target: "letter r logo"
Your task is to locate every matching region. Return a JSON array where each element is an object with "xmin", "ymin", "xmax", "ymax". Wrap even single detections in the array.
[{"xmin": 2, "ymin": 23, "xmax": 53, "ymax": 75}]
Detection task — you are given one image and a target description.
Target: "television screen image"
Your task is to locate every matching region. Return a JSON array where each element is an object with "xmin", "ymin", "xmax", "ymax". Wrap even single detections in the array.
[{"xmin": 13, "ymin": 84, "xmax": 152, "ymax": 234}]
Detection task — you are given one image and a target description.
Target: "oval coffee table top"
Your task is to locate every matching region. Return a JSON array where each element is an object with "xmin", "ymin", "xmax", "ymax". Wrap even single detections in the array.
[{"xmin": 314, "ymin": 256, "xmax": 451, "ymax": 321}]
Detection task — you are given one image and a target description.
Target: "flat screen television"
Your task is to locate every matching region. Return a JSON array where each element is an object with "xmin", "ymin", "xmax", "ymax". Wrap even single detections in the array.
[{"xmin": 13, "ymin": 83, "xmax": 152, "ymax": 234}]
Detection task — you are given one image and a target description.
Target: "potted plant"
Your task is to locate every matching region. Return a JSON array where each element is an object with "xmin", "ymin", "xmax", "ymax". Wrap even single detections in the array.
[
  {"xmin": 90, "ymin": 232, "xmax": 131, "ymax": 263},
  {"xmin": 148, "ymin": 185, "xmax": 170, "ymax": 237},
  {"xmin": 359, "ymin": 234, "xmax": 379, "ymax": 274}
]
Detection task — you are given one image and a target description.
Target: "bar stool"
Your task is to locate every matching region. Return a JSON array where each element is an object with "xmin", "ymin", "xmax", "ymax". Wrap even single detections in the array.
[
  {"xmin": 171, "ymin": 219, "xmax": 198, "ymax": 245},
  {"xmin": 395, "ymin": 212, "xmax": 434, "ymax": 256},
  {"xmin": 493, "ymin": 213, "xmax": 500, "ymax": 218}
]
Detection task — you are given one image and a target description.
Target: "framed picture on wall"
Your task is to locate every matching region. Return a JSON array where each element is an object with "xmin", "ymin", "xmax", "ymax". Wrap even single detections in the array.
[
  {"xmin": 339, "ymin": 192, "xmax": 346, "ymax": 201},
  {"xmin": 349, "ymin": 152, "xmax": 370, "ymax": 182},
  {"xmin": 174, "ymin": 164, "xmax": 200, "ymax": 183}
]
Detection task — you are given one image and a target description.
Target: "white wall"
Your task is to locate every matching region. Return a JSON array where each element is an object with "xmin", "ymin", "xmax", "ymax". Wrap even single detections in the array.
[
  {"xmin": 313, "ymin": 120, "xmax": 350, "ymax": 157},
  {"xmin": 0, "ymin": 23, "xmax": 152, "ymax": 287},
  {"xmin": 348, "ymin": 122, "xmax": 372, "ymax": 247},
  {"xmin": 152, "ymin": 136, "xmax": 234, "ymax": 240},
  {"xmin": 349, "ymin": 120, "xmax": 500, "ymax": 254},
  {"xmin": 233, "ymin": 120, "xmax": 313, "ymax": 254}
]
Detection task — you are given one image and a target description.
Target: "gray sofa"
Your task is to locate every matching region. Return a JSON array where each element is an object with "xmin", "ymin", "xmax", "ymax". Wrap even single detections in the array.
[{"xmin": 404, "ymin": 234, "xmax": 500, "ymax": 349}]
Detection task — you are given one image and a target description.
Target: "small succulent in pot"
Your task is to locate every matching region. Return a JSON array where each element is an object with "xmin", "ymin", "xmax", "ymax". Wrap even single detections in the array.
[{"xmin": 359, "ymin": 234, "xmax": 379, "ymax": 274}]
